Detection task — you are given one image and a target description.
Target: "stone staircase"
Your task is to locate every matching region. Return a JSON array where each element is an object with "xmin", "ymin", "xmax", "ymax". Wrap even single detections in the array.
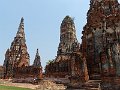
[
  {"xmin": 90, "ymin": 74, "xmax": 101, "ymax": 80},
  {"xmin": 81, "ymin": 80, "xmax": 101, "ymax": 90}
]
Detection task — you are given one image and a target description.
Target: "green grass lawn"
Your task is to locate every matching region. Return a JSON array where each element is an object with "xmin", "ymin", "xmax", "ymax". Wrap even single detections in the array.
[{"xmin": 0, "ymin": 85, "xmax": 32, "ymax": 90}]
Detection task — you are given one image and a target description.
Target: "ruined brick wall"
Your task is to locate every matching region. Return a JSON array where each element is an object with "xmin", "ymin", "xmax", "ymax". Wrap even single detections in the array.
[
  {"xmin": 81, "ymin": 0, "xmax": 120, "ymax": 79},
  {"xmin": 0, "ymin": 66, "xmax": 4, "ymax": 79},
  {"xmin": 13, "ymin": 66, "xmax": 42, "ymax": 79}
]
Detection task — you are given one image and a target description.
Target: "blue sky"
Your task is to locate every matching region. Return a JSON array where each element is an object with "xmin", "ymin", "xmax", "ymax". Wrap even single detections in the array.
[{"xmin": 0, "ymin": 0, "xmax": 119, "ymax": 70}]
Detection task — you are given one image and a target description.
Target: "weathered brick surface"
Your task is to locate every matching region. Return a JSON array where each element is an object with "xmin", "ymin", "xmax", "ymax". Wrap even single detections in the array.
[
  {"xmin": 45, "ymin": 16, "xmax": 89, "ymax": 83},
  {"xmin": 3, "ymin": 18, "xmax": 43, "ymax": 80},
  {"xmin": 0, "ymin": 66, "xmax": 4, "ymax": 79},
  {"xmin": 81, "ymin": 0, "xmax": 120, "ymax": 82}
]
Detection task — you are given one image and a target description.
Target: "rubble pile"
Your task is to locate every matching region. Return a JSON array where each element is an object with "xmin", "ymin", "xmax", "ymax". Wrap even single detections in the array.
[{"xmin": 36, "ymin": 80, "xmax": 67, "ymax": 90}]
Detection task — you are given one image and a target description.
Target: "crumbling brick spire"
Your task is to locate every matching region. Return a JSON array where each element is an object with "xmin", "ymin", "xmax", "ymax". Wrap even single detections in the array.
[
  {"xmin": 45, "ymin": 16, "xmax": 89, "ymax": 82},
  {"xmin": 33, "ymin": 49, "xmax": 42, "ymax": 67},
  {"xmin": 3, "ymin": 17, "xmax": 30, "ymax": 78},
  {"xmin": 57, "ymin": 15, "xmax": 80, "ymax": 55},
  {"xmin": 16, "ymin": 17, "xmax": 25, "ymax": 40},
  {"xmin": 11, "ymin": 17, "xmax": 30, "ymax": 67},
  {"xmin": 60, "ymin": 15, "xmax": 77, "ymax": 42}
]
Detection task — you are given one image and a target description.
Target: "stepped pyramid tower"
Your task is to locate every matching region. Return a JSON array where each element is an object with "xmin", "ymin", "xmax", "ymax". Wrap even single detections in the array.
[
  {"xmin": 3, "ymin": 17, "xmax": 30, "ymax": 78},
  {"xmin": 45, "ymin": 16, "xmax": 89, "ymax": 82},
  {"xmin": 33, "ymin": 49, "xmax": 42, "ymax": 67},
  {"xmin": 81, "ymin": 0, "xmax": 120, "ymax": 80}
]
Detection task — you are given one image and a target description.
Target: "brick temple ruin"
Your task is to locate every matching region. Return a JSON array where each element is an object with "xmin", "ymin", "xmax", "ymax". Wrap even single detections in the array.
[
  {"xmin": 45, "ymin": 16, "xmax": 89, "ymax": 83},
  {"xmin": 45, "ymin": 0, "xmax": 120, "ymax": 89},
  {"xmin": 0, "ymin": 0, "xmax": 119, "ymax": 89},
  {"xmin": 81, "ymin": 0, "xmax": 120, "ymax": 87},
  {"xmin": 3, "ymin": 18, "xmax": 43, "ymax": 80}
]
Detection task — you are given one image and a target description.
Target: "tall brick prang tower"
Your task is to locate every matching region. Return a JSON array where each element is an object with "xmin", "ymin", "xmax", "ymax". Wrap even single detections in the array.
[
  {"xmin": 57, "ymin": 16, "xmax": 79, "ymax": 54},
  {"xmin": 3, "ymin": 17, "xmax": 30, "ymax": 78},
  {"xmin": 45, "ymin": 16, "xmax": 89, "ymax": 83}
]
